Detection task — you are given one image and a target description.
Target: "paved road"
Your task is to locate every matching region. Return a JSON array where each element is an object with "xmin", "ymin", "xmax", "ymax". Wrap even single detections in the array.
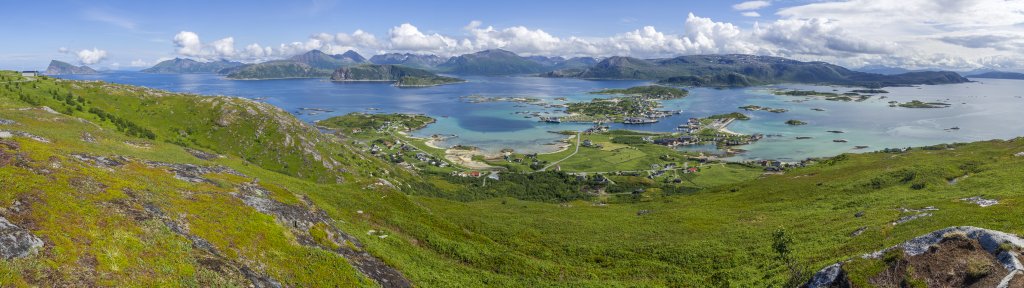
[{"xmin": 541, "ymin": 132, "xmax": 581, "ymax": 171}]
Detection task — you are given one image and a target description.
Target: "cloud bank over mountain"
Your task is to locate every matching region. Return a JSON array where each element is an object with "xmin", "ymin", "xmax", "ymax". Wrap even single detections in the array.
[{"xmin": 165, "ymin": 0, "xmax": 1024, "ymax": 71}]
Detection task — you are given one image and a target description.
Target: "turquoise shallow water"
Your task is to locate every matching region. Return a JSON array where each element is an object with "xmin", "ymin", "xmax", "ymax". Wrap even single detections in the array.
[{"xmin": 57, "ymin": 72, "xmax": 1024, "ymax": 161}]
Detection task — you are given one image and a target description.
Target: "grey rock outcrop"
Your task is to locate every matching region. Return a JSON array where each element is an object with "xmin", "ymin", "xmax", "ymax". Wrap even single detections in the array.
[
  {"xmin": 0, "ymin": 216, "xmax": 43, "ymax": 259},
  {"xmin": 807, "ymin": 226, "xmax": 1024, "ymax": 287}
]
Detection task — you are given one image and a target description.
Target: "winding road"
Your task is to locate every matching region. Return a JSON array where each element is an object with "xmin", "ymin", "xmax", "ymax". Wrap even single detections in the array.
[{"xmin": 540, "ymin": 131, "xmax": 581, "ymax": 172}]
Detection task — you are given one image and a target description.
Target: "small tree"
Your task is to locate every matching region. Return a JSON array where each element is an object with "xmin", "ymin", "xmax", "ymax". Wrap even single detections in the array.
[{"xmin": 772, "ymin": 228, "xmax": 806, "ymax": 287}]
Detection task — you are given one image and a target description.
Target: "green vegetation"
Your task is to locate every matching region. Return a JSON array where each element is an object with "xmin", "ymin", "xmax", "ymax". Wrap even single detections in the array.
[
  {"xmin": 565, "ymin": 97, "xmax": 656, "ymax": 121},
  {"xmin": 141, "ymin": 58, "xmax": 244, "ymax": 74},
  {"xmin": 397, "ymin": 75, "xmax": 464, "ymax": 87},
  {"xmin": 740, "ymin": 105, "xmax": 788, "ymax": 113},
  {"xmin": 590, "ymin": 85, "xmax": 689, "ymax": 99},
  {"xmin": 897, "ymin": 100, "xmax": 952, "ymax": 108},
  {"xmin": 2, "ymin": 70, "xmax": 1024, "ymax": 287},
  {"xmin": 775, "ymin": 90, "xmax": 840, "ymax": 97},
  {"xmin": 786, "ymin": 119, "xmax": 808, "ymax": 125},
  {"xmin": 566, "ymin": 87, "xmax": 683, "ymax": 122},
  {"xmin": 542, "ymin": 54, "xmax": 969, "ymax": 87},
  {"xmin": 708, "ymin": 112, "xmax": 750, "ymax": 120},
  {"xmin": 775, "ymin": 90, "xmax": 870, "ymax": 101},
  {"xmin": 331, "ymin": 64, "xmax": 464, "ymax": 87},
  {"xmin": 437, "ymin": 49, "xmax": 547, "ymax": 75},
  {"xmin": 225, "ymin": 50, "xmax": 367, "ymax": 79},
  {"xmin": 850, "ymin": 89, "xmax": 889, "ymax": 94},
  {"xmin": 226, "ymin": 61, "xmax": 333, "ymax": 79},
  {"xmin": 317, "ymin": 112, "xmax": 435, "ymax": 132}
]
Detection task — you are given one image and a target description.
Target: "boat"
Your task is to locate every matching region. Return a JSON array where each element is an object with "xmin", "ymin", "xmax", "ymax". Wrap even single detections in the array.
[
  {"xmin": 949, "ymin": 126, "xmax": 960, "ymax": 130},
  {"xmin": 827, "ymin": 130, "xmax": 845, "ymax": 134},
  {"xmin": 854, "ymin": 145, "xmax": 869, "ymax": 149},
  {"xmin": 833, "ymin": 139, "xmax": 849, "ymax": 143},
  {"xmin": 795, "ymin": 136, "xmax": 813, "ymax": 140}
]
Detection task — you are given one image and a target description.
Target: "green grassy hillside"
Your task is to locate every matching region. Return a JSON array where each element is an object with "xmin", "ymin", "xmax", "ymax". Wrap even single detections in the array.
[{"xmin": 1, "ymin": 71, "xmax": 1022, "ymax": 287}]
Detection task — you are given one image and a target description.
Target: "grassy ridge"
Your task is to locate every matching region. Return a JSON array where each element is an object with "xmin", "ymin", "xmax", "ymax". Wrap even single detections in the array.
[{"xmin": 8, "ymin": 74, "xmax": 350, "ymax": 182}]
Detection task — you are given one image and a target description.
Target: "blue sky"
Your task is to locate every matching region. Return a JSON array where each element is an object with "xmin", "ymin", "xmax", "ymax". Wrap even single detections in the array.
[{"xmin": 3, "ymin": 0, "xmax": 1024, "ymax": 71}]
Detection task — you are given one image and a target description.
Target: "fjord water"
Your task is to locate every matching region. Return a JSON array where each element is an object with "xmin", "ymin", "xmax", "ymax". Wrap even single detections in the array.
[{"xmin": 59, "ymin": 72, "xmax": 1024, "ymax": 161}]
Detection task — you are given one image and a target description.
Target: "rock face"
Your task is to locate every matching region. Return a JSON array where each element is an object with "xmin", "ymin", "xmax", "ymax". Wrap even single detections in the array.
[
  {"xmin": 45, "ymin": 60, "xmax": 97, "ymax": 75},
  {"xmin": 233, "ymin": 182, "xmax": 412, "ymax": 287},
  {"xmin": 144, "ymin": 161, "xmax": 244, "ymax": 184},
  {"xmin": 806, "ymin": 226, "xmax": 1024, "ymax": 288},
  {"xmin": 804, "ymin": 264, "xmax": 847, "ymax": 288},
  {"xmin": 331, "ymin": 64, "xmax": 436, "ymax": 81},
  {"xmin": 330, "ymin": 64, "xmax": 463, "ymax": 86},
  {"xmin": 369, "ymin": 53, "xmax": 446, "ymax": 69},
  {"xmin": 0, "ymin": 216, "xmax": 43, "ymax": 260}
]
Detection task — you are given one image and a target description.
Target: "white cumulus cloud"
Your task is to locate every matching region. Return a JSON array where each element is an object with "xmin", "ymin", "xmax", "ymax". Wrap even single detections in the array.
[
  {"xmin": 76, "ymin": 48, "xmax": 107, "ymax": 65},
  {"xmin": 157, "ymin": 1, "xmax": 1024, "ymax": 71}
]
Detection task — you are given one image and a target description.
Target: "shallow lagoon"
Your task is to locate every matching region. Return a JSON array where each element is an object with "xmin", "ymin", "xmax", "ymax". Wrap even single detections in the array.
[{"xmin": 59, "ymin": 72, "xmax": 1024, "ymax": 161}]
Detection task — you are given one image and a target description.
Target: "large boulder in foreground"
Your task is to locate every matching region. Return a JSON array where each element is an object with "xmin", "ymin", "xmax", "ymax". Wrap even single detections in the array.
[{"xmin": 806, "ymin": 226, "xmax": 1024, "ymax": 288}]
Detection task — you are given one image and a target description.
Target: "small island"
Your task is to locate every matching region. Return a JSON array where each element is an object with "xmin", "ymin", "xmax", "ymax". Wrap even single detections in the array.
[
  {"xmin": 590, "ymin": 85, "xmax": 689, "ymax": 100},
  {"xmin": 564, "ymin": 97, "xmax": 677, "ymax": 123},
  {"xmin": 556, "ymin": 85, "xmax": 687, "ymax": 124},
  {"xmin": 896, "ymin": 100, "xmax": 952, "ymax": 108},
  {"xmin": 316, "ymin": 112, "xmax": 435, "ymax": 132},
  {"xmin": 774, "ymin": 89, "xmax": 870, "ymax": 101},
  {"xmin": 740, "ymin": 105, "xmax": 788, "ymax": 113},
  {"xmin": 707, "ymin": 112, "xmax": 750, "ymax": 121},
  {"xmin": 850, "ymin": 89, "xmax": 889, "ymax": 94},
  {"xmin": 785, "ymin": 119, "xmax": 808, "ymax": 126},
  {"xmin": 331, "ymin": 64, "xmax": 464, "ymax": 87}
]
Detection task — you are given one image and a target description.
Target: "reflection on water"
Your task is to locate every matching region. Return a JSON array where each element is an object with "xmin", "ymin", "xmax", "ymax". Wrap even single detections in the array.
[{"xmin": 58, "ymin": 72, "xmax": 1024, "ymax": 160}]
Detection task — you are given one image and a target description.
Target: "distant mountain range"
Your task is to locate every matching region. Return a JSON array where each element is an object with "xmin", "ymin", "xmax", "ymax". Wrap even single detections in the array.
[
  {"xmin": 436, "ymin": 49, "xmax": 548, "ymax": 75},
  {"xmin": 141, "ymin": 58, "xmax": 244, "ymax": 74},
  {"xmin": 225, "ymin": 50, "xmax": 368, "ymax": 79},
  {"xmin": 331, "ymin": 64, "xmax": 464, "ymax": 87},
  {"xmin": 132, "ymin": 49, "xmax": 973, "ymax": 87},
  {"xmin": 542, "ymin": 54, "xmax": 969, "ymax": 88},
  {"xmin": 369, "ymin": 53, "xmax": 448, "ymax": 69},
  {"xmin": 853, "ymin": 65, "xmax": 915, "ymax": 75},
  {"xmin": 45, "ymin": 60, "xmax": 97, "ymax": 75},
  {"xmin": 965, "ymin": 71, "xmax": 1024, "ymax": 80}
]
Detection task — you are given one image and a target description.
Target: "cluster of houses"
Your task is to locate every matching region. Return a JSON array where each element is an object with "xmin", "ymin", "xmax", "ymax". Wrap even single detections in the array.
[
  {"xmin": 501, "ymin": 152, "xmax": 551, "ymax": 170},
  {"xmin": 583, "ymin": 123, "xmax": 609, "ymax": 134},
  {"xmin": 677, "ymin": 118, "xmax": 703, "ymax": 134},
  {"xmin": 368, "ymin": 140, "xmax": 449, "ymax": 168},
  {"xmin": 650, "ymin": 133, "xmax": 763, "ymax": 147},
  {"xmin": 749, "ymin": 159, "xmax": 814, "ymax": 172}
]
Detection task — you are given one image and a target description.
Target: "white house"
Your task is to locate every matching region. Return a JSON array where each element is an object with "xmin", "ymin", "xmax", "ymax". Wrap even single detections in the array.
[{"xmin": 20, "ymin": 71, "xmax": 39, "ymax": 77}]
